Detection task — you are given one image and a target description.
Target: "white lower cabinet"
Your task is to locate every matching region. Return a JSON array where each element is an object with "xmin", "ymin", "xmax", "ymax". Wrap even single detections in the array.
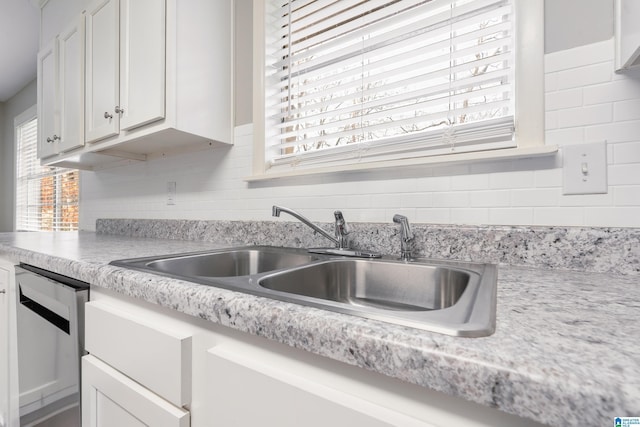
[
  {"xmin": 82, "ymin": 299, "xmax": 191, "ymax": 426},
  {"xmin": 204, "ymin": 344, "xmax": 428, "ymax": 427},
  {"xmin": 0, "ymin": 259, "xmax": 17, "ymax": 427},
  {"xmin": 0, "ymin": 265, "xmax": 9, "ymax": 427},
  {"xmin": 86, "ymin": 288, "xmax": 546, "ymax": 427},
  {"xmin": 82, "ymin": 355, "xmax": 189, "ymax": 427}
]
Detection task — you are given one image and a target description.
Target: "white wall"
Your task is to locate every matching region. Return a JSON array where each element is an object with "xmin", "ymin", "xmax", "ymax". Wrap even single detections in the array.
[
  {"xmin": 544, "ymin": 0, "xmax": 613, "ymax": 53},
  {"xmin": 0, "ymin": 80, "xmax": 37, "ymax": 232},
  {"xmin": 79, "ymin": 38, "xmax": 640, "ymax": 231},
  {"xmin": 0, "ymin": 101, "xmax": 5, "ymax": 231}
]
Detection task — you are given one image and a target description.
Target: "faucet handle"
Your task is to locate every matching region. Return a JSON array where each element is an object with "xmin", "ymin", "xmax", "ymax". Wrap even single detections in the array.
[
  {"xmin": 334, "ymin": 211, "xmax": 350, "ymax": 235},
  {"xmin": 392, "ymin": 214, "xmax": 414, "ymax": 241},
  {"xmin": 393, "ymin": 214, "xmax": 414, "ymax": 260},
  {"xmin": 334, "ymin": 210, "xmax": 350, "ymax": 249}
]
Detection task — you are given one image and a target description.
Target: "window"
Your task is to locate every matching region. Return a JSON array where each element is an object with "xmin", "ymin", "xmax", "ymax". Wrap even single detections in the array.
[
  {"xmin": 252, "ymin": 0, "xmax": 546, "ymax": 178},
  {"xmin": 15, "ymin": 106, "xmax": 79, "ymax": 231}
]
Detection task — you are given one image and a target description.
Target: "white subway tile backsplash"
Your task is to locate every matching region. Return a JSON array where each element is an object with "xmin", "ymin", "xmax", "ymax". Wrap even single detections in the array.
[
  {"xmin": 557, "ymin": 104, "xmax": 612, "ymax": 128},
  {"xmin": 400, "ymin": 193, "xmax": 433, "ymax": 208},
  {"xmin": 544, "ymin": 39, "xmax": 614, "ymax": 72},
  {"xmin": 450, "ymin": 208, "xmax": 489, "ymax": 225},
  {"xmin": 585, "ymin": 207, "xmax": 640, "ymax": 227},
  {"xmin": 534, "ymin": 207, "xmax": 584, "ymax": 226},
  {"xmin": 431, "ymin": 192, "xmax": 470, "ymax": 208},
  {"xmin": 369, "ymin": 193, "xmax": 402, "ymax": 208},
  {"xmin": 614, "ymin": 186, "xmax": 640, "ymax": 206},
  {"xmin": 556, "ymin": 62, "xmax": 612, "ymax": 90},
  {"xmin": 451, "ymin": 174, "xmax": 489, "ymax": 190},
  {"xmin": 488, "ymin": 170, "xmax": 535, "ymax": 189},
  {"xmin": 613, "ymin": 142, "xmax": 640, "ymax": 164},
  {"xmin": 559, "ymin": 193, "xmax": 614, "ymax": 207},
  {"xmin": 414, "ymin": 208, "xmax": 450, "ymax": 224},
  {"xmin": 413, "ymin": 176, "xmax": 451, "ymax": 192},
  {"xmin": 584, "ymin": 78, "xmax": 640, "ymax": 105},
  {"xmin": 488, "ymin": 208, "xmax": 533, "ymax": 225},
  {"xmin": 470, "ymin": 190, "xmax": 510, "ymax": 207},
  {"xmin": 511, "ymin": 188, "xmax": 559, "ymax": 207},
  {"xmin": 545, "ymin": 111, "xmax": 559, "ymax": 130},
  {"xmin": 79, "ymin": 40, "xmax": 640, "ymax": 230},
  {"xmin": 585, "ymin": 120, "xmax": 640, "ymax": 143},
  {"xmin": 545, "ymin": 72, "xmax": 559, "ymax": 92},
  {"xmin": 614, "ymin": 99, "xmax": 640, "ymax": 122},
  {"xmin": 545, "ymin": 128, "xmax": 585, "ymax": 146},
  {"xmin": 545, "ymin": 88, "xmax": 583, "ymax": 111},
  {"xmin": 534, "ymin": 168, "xmax": 563, "ymax": 188},
  {"xmin": 609, "ymin": 163, "xmax": 640, "ymax": 185}
]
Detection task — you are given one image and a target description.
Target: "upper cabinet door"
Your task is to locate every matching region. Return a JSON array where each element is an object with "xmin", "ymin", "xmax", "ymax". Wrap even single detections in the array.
[
  {"xmin": 85, "ymin": 0, "xmax": 119, "ymax": 143},
  {"xmin": 37, "ymin": 39, "xmax": 58, "ymax": 159},
  {"xmin": 119, "ymin": 0, "xmax": 166, "ymax": 131},
  {"xmin": 58, "ymin": 16, "xmax": 85, "ymax": 153}
]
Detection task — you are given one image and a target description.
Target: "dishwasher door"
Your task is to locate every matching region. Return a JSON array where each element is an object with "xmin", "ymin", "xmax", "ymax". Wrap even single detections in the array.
[{"xmin": 15, "ymin": 265, "xmax": 88, "ymax": 427}]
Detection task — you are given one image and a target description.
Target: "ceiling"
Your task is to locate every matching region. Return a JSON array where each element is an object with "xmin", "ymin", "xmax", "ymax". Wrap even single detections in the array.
[{"xmin": 0, "ymin": 0, "xmax": 39, "ymax": 102}]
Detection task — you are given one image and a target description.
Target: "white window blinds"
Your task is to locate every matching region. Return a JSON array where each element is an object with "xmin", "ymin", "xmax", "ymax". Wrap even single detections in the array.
[
  {"xmin": 15, "ymin": 114, "xmax": 79, "ymax": 232},
  {"xmin": 264, "ymin": 0, "xmax": 515, "ymax": 170}
]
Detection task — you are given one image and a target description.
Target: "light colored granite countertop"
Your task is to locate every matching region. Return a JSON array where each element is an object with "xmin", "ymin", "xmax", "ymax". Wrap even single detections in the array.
[{"xmin": 1, "ymin": 231, "xmax": 638, "ymax": 427}]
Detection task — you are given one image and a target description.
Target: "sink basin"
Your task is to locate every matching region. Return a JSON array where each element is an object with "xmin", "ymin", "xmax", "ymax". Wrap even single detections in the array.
[
  {"xmin": 143, "ymin": 248, "xmax": 316, "ymax": 277},
  {"xmin": 111, "ymin": 246, "xmax": 497, "ymax": 337},
  {"xmin": 257, "ymin": 258, "xmax": 496, "ymax": 336},
  {"xmin": 259, "ymin": 260, "xmax": 468, "ymax": 311}
]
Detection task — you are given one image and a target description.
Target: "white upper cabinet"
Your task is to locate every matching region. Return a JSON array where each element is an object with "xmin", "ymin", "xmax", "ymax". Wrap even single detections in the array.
[
  {"xmin": 119, "ymin": 0, "xmax": 166, "ymax": 132},
  {"xmin": 39, "ymin": 0, "xmax": 232, "ymax": 169},
  {"xmin": 37, "ymin": 40, "xmax": 58, "ymax": 159},
  {"xmin": 58, "ymin": 17, "xmax": 86, "ymax": 152},
  {"xmin": 85, "ymin": 0, "xmax": 120, "ymax": 143},
  {"xmin": 85, "ymin": 0, "xmax": 165, "ymax": 143},
  {"xmin": 37, "ymin": 15, "xmax": 85, "ymax": 159},
  {"xmin": 615, "ymin": 0, "xmax": 640, "ymax": 71}
]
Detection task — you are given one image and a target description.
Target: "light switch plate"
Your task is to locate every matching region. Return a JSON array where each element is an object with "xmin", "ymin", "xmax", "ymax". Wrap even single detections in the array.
[{"xmin": 562, "ymin": 142, "xmax": 608, "ymax": 195}]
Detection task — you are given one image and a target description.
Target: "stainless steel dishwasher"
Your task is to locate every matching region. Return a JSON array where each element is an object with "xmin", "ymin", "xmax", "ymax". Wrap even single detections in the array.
[{"xmin": 15, "ymin": 264, "xmax": 89, "ymax": 427}]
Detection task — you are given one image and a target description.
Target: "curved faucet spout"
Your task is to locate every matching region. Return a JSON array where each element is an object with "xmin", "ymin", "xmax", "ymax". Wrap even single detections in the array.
[{"xmin": 272, "ymin": 205, "xmax": 339, "ymax": 247}]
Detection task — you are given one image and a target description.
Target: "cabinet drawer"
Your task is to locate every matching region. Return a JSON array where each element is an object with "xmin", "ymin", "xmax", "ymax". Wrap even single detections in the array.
[
  {"xmin": 82, "ymin": 355, "xmax": 189, "ymax": 427},
  {"xmin": 85, "ymin": 301, "xmax": 192, "ymax": 407}
]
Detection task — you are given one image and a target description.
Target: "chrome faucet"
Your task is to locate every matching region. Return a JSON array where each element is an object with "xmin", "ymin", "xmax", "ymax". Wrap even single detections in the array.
[
  {"xmin": 393, "ymin": 214, "xmax": 414, "ymax": 260},
  {"xmin": 333, "ymin": 210, "xmax": 350, "ymax": 249},
  {"xmin": 272, "ymin": 205, "xmax": 349, "ymax": 249}
]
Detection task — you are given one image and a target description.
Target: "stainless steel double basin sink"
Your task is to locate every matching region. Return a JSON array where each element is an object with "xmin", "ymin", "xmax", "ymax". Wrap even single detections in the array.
[{"xmin": 111, "ymin": 246, "xmax": 497, "ymax": 337}]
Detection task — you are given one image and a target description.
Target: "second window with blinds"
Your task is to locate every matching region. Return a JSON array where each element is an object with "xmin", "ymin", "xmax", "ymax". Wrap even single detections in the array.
[
  {"xmin": 253, "ymin": 0, "xmax": 544, "ymax": 177},
  {"xmin": 15, "ymin": 106, "xmax": 79, "ymax": 232}
]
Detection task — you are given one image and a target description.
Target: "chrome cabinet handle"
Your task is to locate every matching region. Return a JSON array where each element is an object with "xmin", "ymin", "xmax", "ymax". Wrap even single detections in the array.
[
  {"xmin": 46, "ymin": 135, "xmax": 60, "ymax": 143},
  {"xmin": 46, "ymin": 136, "xmax": 53, "ymax": 143},
  {"xmin": 104, "ymin": 111, "xmax": 113, "ymax": 119},
  {"xmin": 115, "ymin": 106, "xmax": 124, "ymax": 114},
  {"xmin": 0, "ymin": 289, "xmax": 6, "ymax": 294}
]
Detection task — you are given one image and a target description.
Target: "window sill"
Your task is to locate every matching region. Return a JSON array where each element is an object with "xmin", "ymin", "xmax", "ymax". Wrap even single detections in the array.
[{"xmin": 245, "ymin": 145, "xmax": 558, "ymax": 182}]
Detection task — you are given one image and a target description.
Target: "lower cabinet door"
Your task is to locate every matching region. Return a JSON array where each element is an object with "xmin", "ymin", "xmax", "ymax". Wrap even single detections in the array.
[
  {"xmin": 0, "ymin": 267, "xmax": 8, "ymax": 427},
  {"xmin": 82, "ymin": 355, "xmax": 189, "ymax": 427},
  {"xmin": 205, "ymin": 345, "xmax": 433, "ymax": 427}
]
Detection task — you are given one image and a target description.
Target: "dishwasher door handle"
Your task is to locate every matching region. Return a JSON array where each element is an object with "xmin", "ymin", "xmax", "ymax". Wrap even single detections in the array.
[{"xmin": 19, "ymin": 285, "xmax": 70, "ymax": 334}]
